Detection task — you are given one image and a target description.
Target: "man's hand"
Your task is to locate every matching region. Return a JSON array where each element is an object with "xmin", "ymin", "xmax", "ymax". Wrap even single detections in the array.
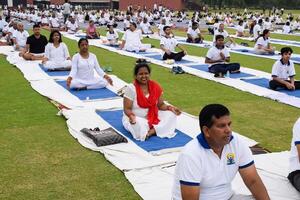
[{"xmin": 220, "ymin": 52, "xmax": 225, "ymax": 60}]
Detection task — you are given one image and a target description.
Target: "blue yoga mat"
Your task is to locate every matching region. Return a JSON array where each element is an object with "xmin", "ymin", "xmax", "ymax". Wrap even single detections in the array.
[
  {"xmin": 291, "ymin": 57, "xmax": 300, "ymax": 62},
  {"xmin": 232, "ymin": 49, "xmax": 276, "ymax": 57},
  {"xmin": 187, "ymin": 64, "xmax": 254, "ymax": 79},
  {"xmin": 270, "ymin": 39, "xmax": 300, "ymax": 46},
  {"xmin": 57, "ymin": 80, "xmax": 118, "ymax": 100},
  {"xmin": 97, "ymin": 110, "xmax": 192, "ymax": 152},
  {"xmin": 144, "ymin": 54, "xmax": 195, "ymax": 64},
  {"xmin": 75, "ymin": 35, "xmax": 86, "ymax": 39},
  {"xmin": 243, "ymin": 78, "xmax": 300, "ymax": 97},
  {"xmin": 39, "ymin": 64, "xmax": 70, "ymax": 76}
]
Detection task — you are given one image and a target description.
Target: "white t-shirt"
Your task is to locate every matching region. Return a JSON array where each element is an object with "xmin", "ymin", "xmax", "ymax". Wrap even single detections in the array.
[
  {"xmin": 253, "ymin": 24, "xmax": 261, "ymax": 38},
  {"xmin": 70, "ymin": 53, "xmax": 105, "ymax": 81},
  {"xmin": 271, "ymin": 59, "xmax": 295, "ymax": 80},
  {"xmin": 263, "ymin": 21, "xmax": 272, "ymax": 30},
  {"xmin": 254, "ymin": 37, "xmax": 269, "ymax": 49},
  {"xmin": 172, "ymin": 133, "xmax": 254, "ymax": 200},
  {"xmin": 0, "ymin": 20, "xmax": 8, "ymax": 30},
  {"xmin": 289, "ymin": 118, "xmax": 300, "ymax": 173},
  {"xmin": 62, "ymin": 2, "xmax": 71, "ymax": 15},
  {"xmin": 213, "ymin": 29, "xmax": 229, "ymax": 42},
  {"xmin": 158, "ymin": 24, "xmax": 166, "ymax": 36},
  {"xmin": 50, "ymin": 17, "xmax": 60, "ymax": 28},
  {"xmin": 160, "ymin": 36, "xmax": 178, "ymax": 52},
  {"xmin": 106, "ymin": 30, "xmax": 119, "ymax": 40},
  {"xmin": 283, "ymin": 25, "xmax": 291, "ymax": 34},
  {"xmin": 236, "ymin": 25, "xmax": 244, "ymax": 33},
  {"xmin": 45, "ymin": 42, "xmax": 70, "ymax": 62},
  {"xmin": 187, "ymin": 27, "xmax": 200, "ymax": 39},
  {"xmin": 140, "ymin": 22, "xmax": 151, "ymax": 34},
  {"xmin": 206, "ymin": 46, "xmax": 230, "ymax": 64},
  {"xmin": 67, "ymin": 22, "xmax": 78, "ymax": 33},
  {"xmin": 13, "ymin": 30, "xmax": 29, "ymax": 47}
]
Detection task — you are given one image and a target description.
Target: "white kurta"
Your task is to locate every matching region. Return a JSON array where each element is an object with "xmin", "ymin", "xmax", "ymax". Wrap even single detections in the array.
[
  {"xmin": 44, "ymin": 42, "xmax": 71, "ymax": 69},
  {"xmin": 122, "ymin": 84, "xmax": 177, "ymax": 141},
  {"xmin": 122, "ymin": 29, "xmax": 151, "ymax": 52},
  {"xmin": 69, "ymin": 53, "xmax": 107, "ymax": 89}
]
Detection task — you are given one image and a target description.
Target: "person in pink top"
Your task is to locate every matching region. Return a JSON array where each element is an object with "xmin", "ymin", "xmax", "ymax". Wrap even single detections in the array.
[{"xmin": 86, "ymin": 20, "xmax": 100, "ymax": 39}]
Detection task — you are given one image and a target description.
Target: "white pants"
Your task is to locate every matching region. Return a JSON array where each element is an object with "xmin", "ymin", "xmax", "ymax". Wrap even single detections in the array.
[
  {"xmin": 44, "ymin": 60, "xmax": 72, "ymax": 70},
  {"xmin": 70, "ymin": 78, "xmax": 108, "ymax": 90},
  {"xmin": 124, "ymin": 43, "xmax": 151, "ymax": 52},
  {"xmin": 254, "ymin": 48, "xmax": 274, "ymax": 55},
  {"xmin": 122, "ymin": 110, "xmax": 177, "ymax": 141}
]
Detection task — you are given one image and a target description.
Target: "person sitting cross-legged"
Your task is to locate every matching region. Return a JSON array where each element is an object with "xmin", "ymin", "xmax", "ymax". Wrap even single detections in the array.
[
  {"xmin": 42, "ymin": 30, "xmax": 72, "ymax": 71},
  {"xmin": 172, "ymin": 104, "xmax": 270, "ymax": 200},
  {"xmin": 160, "ymin": 26, "xmax": 187, "ymax": 61},
  {"xmin": 122, "ymin": 59, "xmax": 181, "ymax": 141},
  {"xmin": 66, "ymin": 38, "xmax": 113, "ymax": 90},
  {"xmin": 23, "ymin": 24, "xmax": 48, "ymax": 61},
  {"xmin": 205, "ymin": 34, "xmax": 240, "ymax": 77},
  {"xmin": 186, "ymin": 22, "xmax": 203, "ymax": 43},
  {"xmin": 254, "ymin": 29, "xmax": 275, "ymax": 55},
  {"xmin": 269, "ymin": 47, "xmax": 300, "ymax": 90}
]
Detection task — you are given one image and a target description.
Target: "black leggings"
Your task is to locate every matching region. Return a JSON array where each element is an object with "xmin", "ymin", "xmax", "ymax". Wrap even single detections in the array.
[
  {"xmin": 269, "ymin": 80, "xmax": 300, "ymax": 90},
  {"xmin": 163, "ymin": 51, "xmax": 185, "ymax": 61},
  {"xmin": 208, "ymin": 63, "xmax": 240, "ymax": 74}
]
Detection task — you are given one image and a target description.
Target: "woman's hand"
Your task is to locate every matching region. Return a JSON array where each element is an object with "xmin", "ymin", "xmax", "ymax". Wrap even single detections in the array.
[
  {"xmin": 168, "ymin": 105, "xmax": 181, "ymax": 115},
  {"xmin": 66, "ymin": 76, "xmax": 72, "ymax": 89},
  {"xmin": 104, "ymin": 74, "xmax": 113, "ymax": 85},
  {"xmin": 129, "ymin": 113, "xmax": 136, "ymax": 124}
]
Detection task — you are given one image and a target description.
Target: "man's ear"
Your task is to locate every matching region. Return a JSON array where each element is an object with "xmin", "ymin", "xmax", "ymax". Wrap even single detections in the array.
[{"xmin": 202, "ymin": 126, "xmax": 210, "ymax": 138}]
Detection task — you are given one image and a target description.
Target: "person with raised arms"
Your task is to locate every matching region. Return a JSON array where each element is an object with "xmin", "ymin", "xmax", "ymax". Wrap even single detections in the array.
[{"xmin": 66, "ymin": 38, "xmax": 113, "ymax": 90}]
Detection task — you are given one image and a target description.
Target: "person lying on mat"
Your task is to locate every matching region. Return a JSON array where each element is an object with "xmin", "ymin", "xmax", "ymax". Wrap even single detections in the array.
[
  {"xmin": 269, "ymin": 47, "xmax": 300, "ymax": 90},
  {"xmin": 23, "ymin": 24, "xmax": 48, "ymax": 61},
  {"xmin": 186, "ymin": 22, "xmax": 203, "ymax": 44},
  {"xmin": 160, "ymin": 26, "xmax": 187, "ymax": 61},
  {"xmin": 106, "ymin": 24, "xmax": 119, "ymax": 46},
  {"xmin": 66, "ymin": 38, "xmax": 113, "ymax": 90},
  {"xmin": 42, "ymin": 30, "xmax": 72, "ymax": 71},
  {"xmin": 172, "ymin": 104, "xmax": 270, "ymax": 200},
  {"xmin": 120, "ymin": 22, "xmax": 151, "ymax": 52},
  {"xmin": 254, "ymin": 29, "xmax": 275, "ymax": 55},
  {"xmin": 205, "ymin": 35, "xmax": 240, "ymax": 78},
  {"xmin": 86, "ymin": 20, "xmax": 100, "ymax": 39},
  {"xmin": 213, "ymin": 23, "xmax": 235, "ymax": 47},
  {"xmin": 288, "ymin": 118, "xmax": 300, "ymax": 192},
  {"xmin": 12, "ymin": 22, "xmax": 29, "ymax": 55},
  {"xmin": 122, "ymin": 59, "xmax": 181, "ymax": 141}
]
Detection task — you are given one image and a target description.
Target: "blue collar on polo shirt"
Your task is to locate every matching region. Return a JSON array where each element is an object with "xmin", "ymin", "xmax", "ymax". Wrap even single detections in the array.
[
  {"xmin": 197, "ymin": 133, "xmax": 234, "ymax": 149},
  {"xmin": 280, "ymin": 58, "xmax": 290, "ymax": 66}
]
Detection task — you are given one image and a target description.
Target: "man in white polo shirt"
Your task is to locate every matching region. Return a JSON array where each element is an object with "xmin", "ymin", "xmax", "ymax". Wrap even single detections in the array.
[
  {"xmin": 269, "ymin": 47, "xmax": 300, "ymax": 90},
  {"xmin": 172, "ymin": 104, "xmax": 270, "ymax": 200},
  {"xmin": 160, "ymin": 26, "xmax": 187, "ymax": 61},
  {"xmin": 186, "ymin": 22, "xmax": 203, "ymax": 43},
  {"xmin": 205, "ymin": 35, "xmax": 240, "ymax": 77},
  {"xmin": 140, "ymin": 17, "xmax": 153, "ymax": 35},
  {"xmin": 288, "ymin": 117, "xmax": 300, "ymax": 192}
]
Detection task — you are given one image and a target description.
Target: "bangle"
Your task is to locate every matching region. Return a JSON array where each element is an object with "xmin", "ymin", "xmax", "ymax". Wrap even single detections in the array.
[{"xmin": 167, "ymin": 105, "xmax": 173, "ymax": 111}]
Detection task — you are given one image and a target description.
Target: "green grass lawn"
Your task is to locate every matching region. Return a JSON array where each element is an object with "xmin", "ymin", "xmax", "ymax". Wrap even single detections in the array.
[{"xmin": 1, "ymin": 28, "xmax": 300, "ymax": 199}]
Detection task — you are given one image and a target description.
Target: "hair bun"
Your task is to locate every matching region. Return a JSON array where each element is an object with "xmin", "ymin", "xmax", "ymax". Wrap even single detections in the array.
[{"xmin": 136, "ymin": 58, "xmax": 147, "ymax": 64}]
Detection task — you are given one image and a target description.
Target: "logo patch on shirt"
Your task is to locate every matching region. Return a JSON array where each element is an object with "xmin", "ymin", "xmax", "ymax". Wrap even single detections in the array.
[{"xmin": 226, "ymin": 153, "xmax": 235, "ymax": 165}]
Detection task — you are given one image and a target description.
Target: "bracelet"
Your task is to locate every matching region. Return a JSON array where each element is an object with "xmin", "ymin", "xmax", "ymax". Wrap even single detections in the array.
[{"xmin": 167, "ymin": 105, "xmax": 173, "ymax": 111}]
